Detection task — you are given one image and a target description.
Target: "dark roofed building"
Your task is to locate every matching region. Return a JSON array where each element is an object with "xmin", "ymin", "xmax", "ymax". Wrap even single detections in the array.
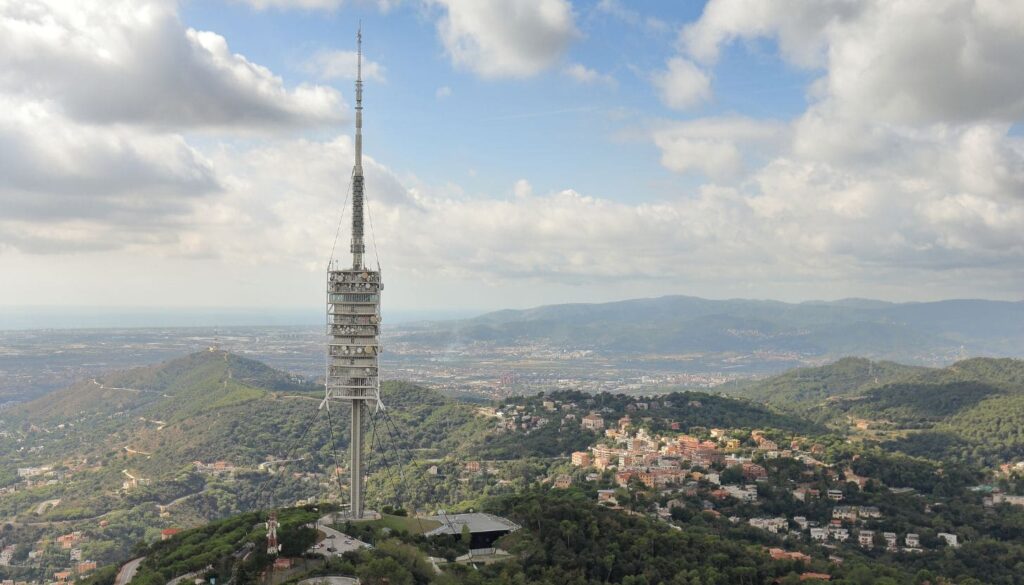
[{"xmin": 424, "ymin": 512, "xmax": 521, "ymax": 549}]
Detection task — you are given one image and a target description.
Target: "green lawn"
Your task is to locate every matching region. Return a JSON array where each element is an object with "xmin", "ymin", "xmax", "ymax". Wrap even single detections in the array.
[{"xmin": 368, "ymin": 513, "xmax": 442, "ymax": 535}]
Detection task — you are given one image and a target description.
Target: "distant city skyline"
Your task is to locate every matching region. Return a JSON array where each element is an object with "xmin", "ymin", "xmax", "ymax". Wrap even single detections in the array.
[{"xmin": 2, "ymin": 0, "xmax": 1023, "ymax": 316}]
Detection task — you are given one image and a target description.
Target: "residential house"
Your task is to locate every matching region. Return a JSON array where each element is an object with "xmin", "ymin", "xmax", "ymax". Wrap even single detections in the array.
[
  {"xmin": 742, "ymin": 462, "xmax": 768, "ymax": 481},
  {"xmin": 571, "ymin": 451, "xmax": 592, "ymax": 467},
  {"xmin": 749, "ymin": 517, "xmax": 788, "ymax": 534},
  {"xmin": 582, "ymin": 414, "xmax": 605, "ymax": 430},
  {"xmin": 832, "ymin": 506, "xmax": 858, "ymax": 522},
  {"xmin": 883, "ymin": 532, "xmax": 897, "ymax": 551},
  {"xmin": 859, "ymin": 506, "xmax": 882, "ymax": 519},
  {"xmin": 830, "ymin": 527, "xmax": 850, "ymax": 542},
  {"xmin": 769, "ymin": 548, "xmax": 811, "ymax": 562},
  {"xmin": 724, "ymin": 484, "xmax": 759, "ymax": 503}
]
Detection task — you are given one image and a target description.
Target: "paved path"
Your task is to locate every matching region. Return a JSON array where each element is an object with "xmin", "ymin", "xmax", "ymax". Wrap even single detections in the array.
[
  {"xmin": 298, "ymin": 577, "xmax": 358, "ymax": 585},
  {"xmin": 34, "ymin": 498, "xmax": 60, "ymax": 515},
  {"xmin": 114, "ymin": 556, "xmax": 144, "ymax": 585}
]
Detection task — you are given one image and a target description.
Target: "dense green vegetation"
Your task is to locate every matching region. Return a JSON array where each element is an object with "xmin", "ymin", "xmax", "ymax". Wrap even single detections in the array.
[
  {"xmin": 729, "ymin": 357, "xmax": 1024, "ymax": 466},
  {"xmin": 720, "ymin": 357, "xmax": 923, "ymax": 413},
  {"xmin": 122, "ymin": 505, "xmax": 323, "ymax": 585},
  {"xmin": 11, "ymin": 352, "xmax": 1024, "ymax": 585}
]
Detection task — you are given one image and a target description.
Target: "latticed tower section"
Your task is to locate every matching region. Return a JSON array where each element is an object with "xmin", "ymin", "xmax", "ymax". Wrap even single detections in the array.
[{"xmin": 326, "ymin": 269, "xmax": 381, "ymax": 397}]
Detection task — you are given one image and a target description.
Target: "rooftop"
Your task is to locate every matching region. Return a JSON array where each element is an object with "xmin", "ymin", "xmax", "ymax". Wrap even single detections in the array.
[{"xmin": 423, "ymin": 513, "xmax": 521, "ymax": 536}]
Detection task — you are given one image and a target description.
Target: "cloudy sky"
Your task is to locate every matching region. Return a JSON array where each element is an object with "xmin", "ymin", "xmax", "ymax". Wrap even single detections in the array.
[{"xmin": 2, "ymin": 0, "xmax": 1023, "ymax": 319}]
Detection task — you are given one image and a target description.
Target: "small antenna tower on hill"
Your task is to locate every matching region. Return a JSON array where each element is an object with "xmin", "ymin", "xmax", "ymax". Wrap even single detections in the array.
[{"xmin": 266, "ymin": 511, "xmax": 280, "ymax": 555}]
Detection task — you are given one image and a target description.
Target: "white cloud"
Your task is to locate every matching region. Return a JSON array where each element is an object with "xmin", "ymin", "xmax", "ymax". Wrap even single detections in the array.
[
  {"xmin": 595, "ymin": 0, "xmax": 669, "ymax": 33},
  {"xmin": 0, "ymin": 98, "xmax": 218, "ymax": 253},
  {"xmin": 305, "ymin": 50, "xmax": 386, "ymax": 82},
  {"xmin": 563, "ymin": 63, "xmax": 616, "ymax": 86},
  {"xmin": 430, "ymin": 0, "xmax": 577, "ymax": 78},
  {"xmin": 5, "ymin": 123, "xmax": 1023, "ymax": 301},
  {"xmin": 4, "ymin": 0, "xmax": 1024, "ymax": 307},
  {"xmin": 652, "ymin": 116, "xmax": 785, "ymax": 179},
  {"xmin": 682, "ymin": 0, "xmax": 1024, "ymax": 124},
  {"xmin": 651, "ymin": 57, "xmax": 711, "ymax": 110},
  {"xmin": 0, "ymin": 0, "xmax": 345, "ymax": 130},
  {"xmin": 435, "ymin": 86, "xmax": 453, "ymax": 99}
]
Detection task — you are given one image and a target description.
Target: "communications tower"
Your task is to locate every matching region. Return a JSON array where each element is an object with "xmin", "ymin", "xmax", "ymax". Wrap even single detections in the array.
[
  {"xmin": 323, "ymin": 27, "xmax": 382, "ymax": 520},
  {"xmin": 266, "ymin": 511, "xmax": 280, "ymax": 555}
]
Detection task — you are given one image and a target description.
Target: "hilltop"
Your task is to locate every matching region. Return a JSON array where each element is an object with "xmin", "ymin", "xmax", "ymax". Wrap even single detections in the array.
[
  {"xmin": 725, "ymin": 356, "xmax": 1024, "ymax": 465},
  {"xmin": 397, "ymin": 295, "xmax": 1024, "ymax": 365}
]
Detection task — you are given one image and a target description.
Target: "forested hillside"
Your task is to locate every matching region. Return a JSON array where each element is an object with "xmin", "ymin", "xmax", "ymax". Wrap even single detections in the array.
[
  {"xmin": 0, "ymin": 350, "xmax": 817, "ymax": 573},
  {"xmin": 730, "ymin": 357, "xmax": 1024, "ymax": 466}
]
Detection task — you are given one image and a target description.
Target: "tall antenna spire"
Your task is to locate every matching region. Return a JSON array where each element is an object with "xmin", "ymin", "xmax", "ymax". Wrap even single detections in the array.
[{"xmin": 351, "ymin": 21, "xmax": 365, "ymax": 270}]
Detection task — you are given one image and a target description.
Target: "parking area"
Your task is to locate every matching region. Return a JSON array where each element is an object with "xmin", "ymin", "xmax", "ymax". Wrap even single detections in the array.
[{"xmin": 309, "ymin": 521, "xmax": 371, "ymax": 557}]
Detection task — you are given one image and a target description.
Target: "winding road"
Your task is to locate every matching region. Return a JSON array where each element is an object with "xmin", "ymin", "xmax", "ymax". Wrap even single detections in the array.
[{"xmin": 114, "ymin": 556, "xmax": 144, "ymax": 585}]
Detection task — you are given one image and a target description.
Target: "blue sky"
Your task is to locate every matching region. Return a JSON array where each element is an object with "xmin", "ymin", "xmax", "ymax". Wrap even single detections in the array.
[
  {"xmin": 177, "ymin": 0, "xmax": 812, "ymax": 201},
  {"xmin": 1, "ymin": 0, "xmax": 1022, "ymax": 318}
]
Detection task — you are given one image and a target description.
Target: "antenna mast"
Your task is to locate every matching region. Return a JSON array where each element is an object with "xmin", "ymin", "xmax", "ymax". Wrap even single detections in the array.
[{"xmin": 351, "ymin": 23, "xmax": 365, "ymax": 270}]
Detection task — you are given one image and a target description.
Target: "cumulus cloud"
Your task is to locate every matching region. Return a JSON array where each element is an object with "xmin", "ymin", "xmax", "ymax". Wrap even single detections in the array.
[
  {"xmin": 682, "ymin": 0, "xmax": 1024, "ymax": 124},
  {"xmin": 430, "ymin": 0, "xmax": 577, "ymax": 78},
  {"xmin": 0, "ymin": 0, "xmax": 345, "ymax": 129},
  {"xmin": 305, "ymin": 50, "xmax": 386, "ymax": 82},
  {"xmin": 563, "ymin": 63, "xmax": 616, "ymax": 86},
  {"xmin": 4, "ymin": 0, "xmax": 1024, "ymax": 305},
  {"xmin": 0, "ymin": 97, "xmax": 218, "ymax": 253},
  {"xmin": 652, "ymin": 57, "xmax": 712, "ymax": 110},
  {"xmin": 637, "ymin": 0, "xmax": 1024, "ymax": 292},
  {"xmin": 154, "ymin": 130, "xmax": 1024, "ymax": 294},
  {"xmin": 652, "ymin": 116, "xmax": 785, "ymax": 179},
  {"xmin": 6, "ymin": 123, "xmax": 1023, "ymax": 298}
]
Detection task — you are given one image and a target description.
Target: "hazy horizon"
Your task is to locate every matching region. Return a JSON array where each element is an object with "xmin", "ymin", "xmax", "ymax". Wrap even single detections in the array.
[{"xmin": 2, "ymin": 291, "xmax": 1022, "ymax": 331}]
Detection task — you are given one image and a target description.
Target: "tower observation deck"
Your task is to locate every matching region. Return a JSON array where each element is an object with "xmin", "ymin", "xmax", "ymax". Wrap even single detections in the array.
[{"xmin": 324, "ymin": 26, "xmax": 380, "ymax": 520}]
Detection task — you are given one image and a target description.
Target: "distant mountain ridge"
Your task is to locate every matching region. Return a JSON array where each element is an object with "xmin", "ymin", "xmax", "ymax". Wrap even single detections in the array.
[{"xmin": 400, "ymin": 295, "xmax": 1024, "ymax": 364}]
